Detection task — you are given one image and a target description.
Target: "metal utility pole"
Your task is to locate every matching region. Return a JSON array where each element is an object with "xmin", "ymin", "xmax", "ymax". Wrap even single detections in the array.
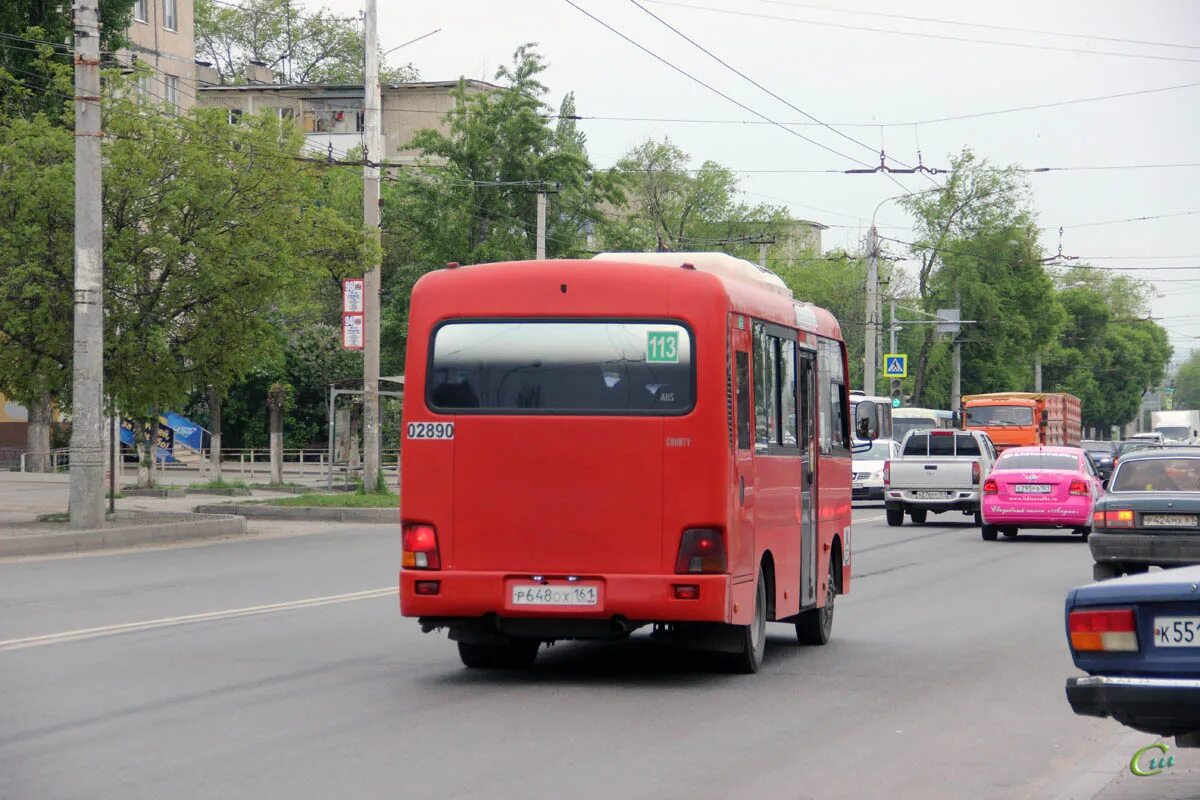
[
  {"xmin": 69, "ymin": 1, "xmax": 105, "ymax": 529},
  {"xmin": 864, "ymin": 225, "xmax": 879, "ymax": 396},
  {"xmin": 361, "ymin": 0, "xmax": 382, "ymax": 491}
]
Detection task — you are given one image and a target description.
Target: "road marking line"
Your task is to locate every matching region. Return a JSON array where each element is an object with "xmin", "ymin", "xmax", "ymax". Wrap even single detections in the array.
[
  {"xmin": 856, "ymin": 514, "xmax": 885, "ymax": 523},
  {"xmin": 0, "ymin": 587, "xmax": 395, "ymax": 652}
]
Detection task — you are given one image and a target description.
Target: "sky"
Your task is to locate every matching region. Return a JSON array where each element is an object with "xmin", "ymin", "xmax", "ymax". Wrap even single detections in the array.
[{"xmin": 316, "ymin": 0, "xmax": 1200, "ymax": 368}]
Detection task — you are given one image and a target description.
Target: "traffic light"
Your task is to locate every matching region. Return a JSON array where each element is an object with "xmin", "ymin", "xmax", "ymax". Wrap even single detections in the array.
[{"xmin": 890, "ymin": 379, "xmax": 903, "ymax": 408}]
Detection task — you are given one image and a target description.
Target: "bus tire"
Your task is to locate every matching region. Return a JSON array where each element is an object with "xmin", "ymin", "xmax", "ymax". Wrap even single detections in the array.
[
  {"xmin": 731, "ymin": 569, "xmax": 767, "ymax": 674},
  {"xmin": 981, "ymin": 525, "xmax": 998, "ymax": 541},
  {"xmin": 909, "ymin": 509, "xmax": 928, "ymax": 524},
  {"xmin": 796, "ymin": 552, "xmax": 837, "ymax": 646},
  {"xmin": 457, "ymin": 639, "xmax": 539, "ymax": 669},
  {"xmin": 886, "ymin": 507, "xmax": 905, "ymax": 527}
]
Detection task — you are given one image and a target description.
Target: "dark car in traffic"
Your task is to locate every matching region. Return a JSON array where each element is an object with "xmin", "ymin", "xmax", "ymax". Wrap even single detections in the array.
[
  {"xmin": 1089, "ymin": 447, "xmax": 1200, "ymax": 581},
  {"xmin": 1081, "ymin": 440, "xmax": 1117, "ymax": 481},
  {"xmin": 1065, "ymin": 565, "xmax": 1200, "ymax": 747}
]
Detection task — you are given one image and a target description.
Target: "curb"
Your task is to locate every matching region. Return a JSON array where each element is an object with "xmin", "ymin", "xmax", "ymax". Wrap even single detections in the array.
[
  {"xmin": 0, "ymin": 514, "xmax": 247, "ymax": 558},
  {"xmin": 192, "ymin": 503, "xmax": 399, "ymax": 524}
]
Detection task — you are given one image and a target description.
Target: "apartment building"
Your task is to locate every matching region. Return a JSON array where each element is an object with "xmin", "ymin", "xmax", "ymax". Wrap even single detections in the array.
[
  {"xmin": 122, "ymin": 0, "xmax": 197, "ymax": 111},
  {"xmin": 196, "ymin": 80, "xmax": 499, "ymax": 164}
]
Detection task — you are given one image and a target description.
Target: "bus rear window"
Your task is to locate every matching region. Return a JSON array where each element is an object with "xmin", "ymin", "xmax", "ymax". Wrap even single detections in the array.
[{"xmin": 428, "ymin": 321, "xmax": 694, "ymax": 414}]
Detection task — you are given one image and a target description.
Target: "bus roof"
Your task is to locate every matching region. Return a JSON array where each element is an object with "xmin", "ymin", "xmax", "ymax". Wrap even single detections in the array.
[{"xmin": 412, "ymin": 256, "xmax": 843, "ymax": 340}]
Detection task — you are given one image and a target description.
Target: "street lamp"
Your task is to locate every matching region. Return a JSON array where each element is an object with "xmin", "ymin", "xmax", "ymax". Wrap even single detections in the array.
[{"xmin": 382, "ymin": 28, "xmax": 442, "ymax": 61}]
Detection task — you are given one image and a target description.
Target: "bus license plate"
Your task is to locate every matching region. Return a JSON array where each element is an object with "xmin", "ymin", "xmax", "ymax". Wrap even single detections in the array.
[
  {"xmin": 1154, "ymin": 617, "xmax": 1200, "ymax": 647},
  {"xmin": 511, "ymin": 584, "xmax": 599, "ymax": 607}
]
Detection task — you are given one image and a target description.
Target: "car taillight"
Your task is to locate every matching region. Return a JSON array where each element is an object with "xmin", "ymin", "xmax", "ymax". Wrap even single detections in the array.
[
  {"xmin": 972, "ymin": 461, "xmax": 981, "ymax": 485},
  {"xmin": 983, "ymin": 478, "xmax": 998, "ymax": 495},
  {"xmin": 402, "ymin": 523, "xmax": 441, "ymax": 569},
  {"xmin": 1068, "ymin": 608, "xmax": 1138, "ymax": 652},
  {"xmin": 883, "ymin": 460, "xmax": 890, "ymax": 486},
  {"xmin": 675, "ymin": 528, "xmax": 727, "ymax": 574},
  {"xmin": 1069, "ymin": 480, "xmax": 1089, "ymax": 496},
  {"xmin": 1094, "ymin": 509, "xmax": 1134, "ymax": 529}
]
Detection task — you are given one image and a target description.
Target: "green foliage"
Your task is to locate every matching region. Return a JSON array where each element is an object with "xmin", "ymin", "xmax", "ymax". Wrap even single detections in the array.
[
  {"xmin": 899, "ymin": 149, "xmax": 1063, "ymax": 406},
  {"xmin": 0, "ymin": 69, "xmax": 372, "ymax": 425},
  {"xmin": 1175, "ymin": 352, "xmax": 1200, "ymax": 412},
  {"xmin": 1043, "ymin": 267, "xmax": 1171, "ymax": 429},
  {"xmin": 600, "ymin": 138, "xmax": 791, "ymax": 258},
  {"xmin": 777, "ymin": 251, "xmax": 868, "ymax": 386},
  {"xmin": 378, "ymin": 44, "xmax": 617, "ymax": 369},
  {"xmin": 194, "ymin": 0, "xmax": 419, "ymax": 85},
  {"xmin": 266, "ymin": 491, "xmax": 397, "ymax": 508},
  {"xmin": 0, "ymin": 1, "xmax": 134, "ymax": 121},
  {"xmin": 189, "ymin": 478, "xmax": 249, "ymax": 489}
]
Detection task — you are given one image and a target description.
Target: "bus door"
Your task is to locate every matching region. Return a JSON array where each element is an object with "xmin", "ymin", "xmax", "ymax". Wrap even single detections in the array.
[
  {"xmin": 798, "ymin": 347, "xmax": 818, "ymax": 607},
  {"xmin": 731, "ymin": 316, "xmax": 755, "ymax": 577}
]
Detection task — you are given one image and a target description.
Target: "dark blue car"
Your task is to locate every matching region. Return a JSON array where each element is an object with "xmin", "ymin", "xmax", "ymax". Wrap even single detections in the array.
[{"xmin": 1065, "ymin": 565, "xmax": 1200, "ymax": 746}]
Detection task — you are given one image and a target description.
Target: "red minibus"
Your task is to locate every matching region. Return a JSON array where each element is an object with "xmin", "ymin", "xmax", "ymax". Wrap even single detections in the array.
[{"xmin": 400, "ymin": 252, "xmax": 866, "ymax": 672}]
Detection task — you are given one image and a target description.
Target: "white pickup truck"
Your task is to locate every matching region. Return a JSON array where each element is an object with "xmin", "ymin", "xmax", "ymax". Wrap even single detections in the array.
[{"xmin": 884, "ymin": 429, "xmax": 998, "ymax": 527}]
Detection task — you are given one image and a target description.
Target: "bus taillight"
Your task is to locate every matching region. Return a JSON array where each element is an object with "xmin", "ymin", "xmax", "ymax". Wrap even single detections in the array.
[
  {"xmin": 675, "ymin": 528, "xmax": 727, "ymax": 574},
  {"xmin": 402, "ymin": 523, "xmax": 441, "ymax": 570}
]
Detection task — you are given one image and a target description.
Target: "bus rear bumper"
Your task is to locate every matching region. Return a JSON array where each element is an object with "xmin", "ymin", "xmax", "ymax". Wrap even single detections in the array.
[{"xmin": 400, "ymin": 570, "xmax": 731, "ymax": 630}]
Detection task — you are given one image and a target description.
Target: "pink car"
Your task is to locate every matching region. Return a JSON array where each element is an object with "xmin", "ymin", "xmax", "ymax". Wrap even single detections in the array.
[{"xmin": 980, "ymin": 446, "xmax": 1104, "ymax": 542}]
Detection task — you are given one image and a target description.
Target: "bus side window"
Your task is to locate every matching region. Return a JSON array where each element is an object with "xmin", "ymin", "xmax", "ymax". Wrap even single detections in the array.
[
  {"xmin": 798, "ymin": 350, "xmax": 815, "ymax": 454},
  {"xmin": 753, "ymin": 323, "xmax": 779, "ymax": 450},
  {"xmin": 781, "ymin": 339, "xmax": 798, "ymax": 448},
  {"xmin": 736, "ymin": 351, "xmax": 751, "ymax": 450},
  {"xmin": 818, "ymin": 340, "xmax": 833, "ymax": 454},
  {"xmin": 830, "ymin": 382, "xmax": 847, "ymax": 449}
]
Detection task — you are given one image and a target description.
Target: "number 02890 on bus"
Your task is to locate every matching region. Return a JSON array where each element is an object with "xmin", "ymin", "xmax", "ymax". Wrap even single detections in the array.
[{"xmin": 399, "ymin": 252, "xmax": 858, "ymax": 673}]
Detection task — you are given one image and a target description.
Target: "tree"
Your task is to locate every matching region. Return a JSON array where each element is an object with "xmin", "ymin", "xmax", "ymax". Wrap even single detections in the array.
[
  {"xmin": 0, "ymin": 70, "xmax": 373, "ymax": 484},
  {"xmin": 899, "ymin": 149, "xmax": 1063, "ymax": 406},
  {"xmin": 194, "ymin": 0, "xmax": 418, "ymax": 85},
  {"xmin": 1175, "ymin": 352, "xmax": 1200, "ymax": 412},
  {"xmin": 377, "ymin": 44, "xmax": 619, "ymax": 371},
  {"xmin": 1043, "ymin": 267, "xmax": 1172, "ymax": 431},
  {"xmin": 602, "ymin": 138, "xmax": 790, "ymax": 258},
  {"xmin": 1, "ymin": 0, "xmax": 135, "ymax": 121}
]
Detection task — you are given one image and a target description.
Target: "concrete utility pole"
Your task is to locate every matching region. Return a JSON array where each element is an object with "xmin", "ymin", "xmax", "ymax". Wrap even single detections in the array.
[
  {"xmin": 889, "ymin": 298, "xmax": 898, "ymax": 355},
  {"xmin": 361, "ymin": 0, "xmax": 382, "ymax": 492},
  {"xmin": 1034, "ymin": 351, "xmax": 1043, "ymax": 392},
  {"xmin": 69, "ymin": 1, "xmax": 105, "ymax": 529},
  {"xmin": 951, "ymin": 285, "xmax": 962, "ymax": 411},
  {"xmin": 864, "ymin": 225, "xmax": 879, "ymax": 396},
  {"xmin": 536, "ymin": 190, "xmax": 547, "ymax": 260}
]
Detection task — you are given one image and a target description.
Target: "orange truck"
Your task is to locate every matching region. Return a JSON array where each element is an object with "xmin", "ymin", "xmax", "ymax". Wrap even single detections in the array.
[{"xmin": 960, "ymin": 392, "xmax": 1082, "ymax": 452}]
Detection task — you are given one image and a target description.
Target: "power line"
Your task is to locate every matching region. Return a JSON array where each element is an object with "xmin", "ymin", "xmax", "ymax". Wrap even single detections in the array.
[
  {"xmin": 748, "ymin": 0, "xmax": 1200, "ymax": 52},
  {"xmin": 628, "ymin": 0, "xmax": 929, "ymax": 190},
  {"xmin": 560, "ymin": 0, "xmax": 880, "ymax": 173},
  {"xmin": 645, "ymin": 1, "xmax": 1200, "ymax": 65},
  {"xmin": 1049, "ymin": 209, "xmax": 1200, "ymax": 230}
]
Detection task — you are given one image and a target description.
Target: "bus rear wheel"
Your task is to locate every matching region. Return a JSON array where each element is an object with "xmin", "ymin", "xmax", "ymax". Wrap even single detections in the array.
[
  {"xmin": 457, "ymin": 639, "xmax": 540, "ymax": 669},
  {"xmin": 796, "ymin": 555, "xmax": 836, "ymax": 646},
  {"xmin": 730, "ymin": 569, "xmax": 767, "ymax": 674}
]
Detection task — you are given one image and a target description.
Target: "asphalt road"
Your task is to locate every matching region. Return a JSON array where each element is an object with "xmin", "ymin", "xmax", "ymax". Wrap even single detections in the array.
[{"xmin": 0, "ymin": 506, "xmax": 1181, "ymax": 800}]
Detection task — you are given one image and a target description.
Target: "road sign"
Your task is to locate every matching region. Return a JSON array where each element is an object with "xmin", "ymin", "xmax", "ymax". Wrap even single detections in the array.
[
  {"xmin": 883, "ymin": 353, "xmax": 907, "ymax": 378},
  {"xmin": 342, "ymin": 278, "xmax": 364, "ymax": 313}
]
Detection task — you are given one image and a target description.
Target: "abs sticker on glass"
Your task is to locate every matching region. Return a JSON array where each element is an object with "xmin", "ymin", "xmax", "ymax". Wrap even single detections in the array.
[
  {"xmin": 646, "ymin": 330, "xmax": 680, "ymax": 363},
  {"xmin": 407, "ymin": 422, "xmax": 455, "ymax": 440}
]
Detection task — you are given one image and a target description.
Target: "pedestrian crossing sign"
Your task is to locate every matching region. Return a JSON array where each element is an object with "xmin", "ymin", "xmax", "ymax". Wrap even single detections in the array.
[{"xmin": 884, "ymin": 354, "xmax": 907, "ymax": 378}]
